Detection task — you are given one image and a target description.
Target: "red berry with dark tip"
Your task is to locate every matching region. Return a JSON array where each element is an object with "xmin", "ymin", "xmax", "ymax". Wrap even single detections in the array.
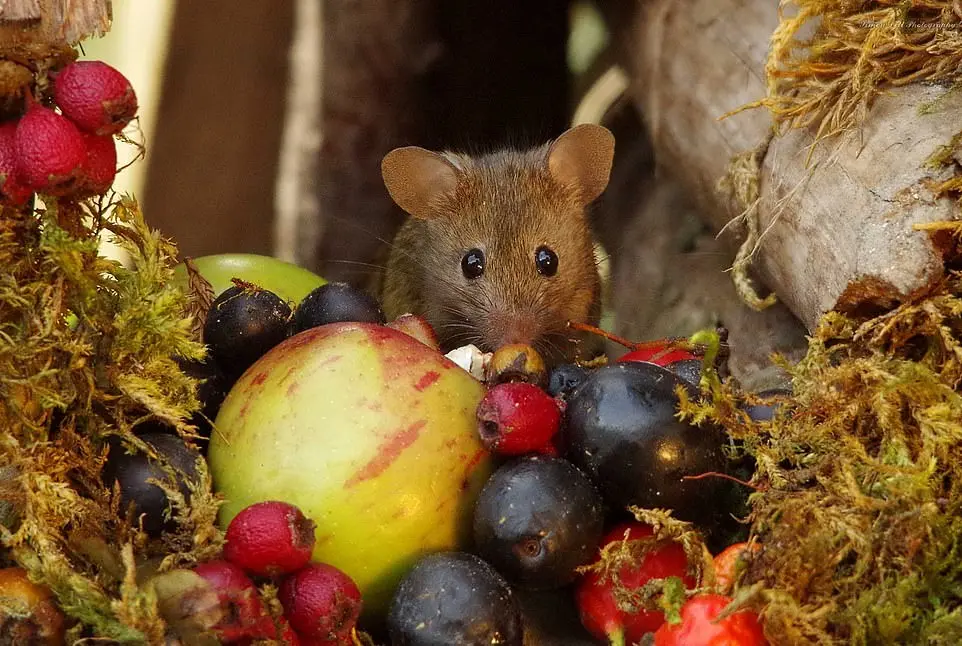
[
  {"xmin": 0, "ymin": 121, "xmax": 32, "ymax": 205},
  {"xmin": 224, "ymin": 501, "xmax": 317, "ymax": 577},
  {"xmin": 279, "ymin": 563, "xmax": 362, "ymax": 644},
  {"xmin": 75, "ymin": 131, "xmax": 117, "ymax": 196},
  {"xmin": 53, "ymin": 60, "xmax": 138, "ymax": 135},
  {"xmin": 14, "ymin": 103, "xmax": 85, "ymax": 193},
  {"xmin": 193, "ymin": 560, "xmax": 276, "ymax": 643},
  {"xmin": 477, "ymin": 381, "xmax": 561, "ymax": 455}
]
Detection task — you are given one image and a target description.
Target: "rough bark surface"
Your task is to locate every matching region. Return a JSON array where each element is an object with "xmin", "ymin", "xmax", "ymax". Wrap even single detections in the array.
[
  {"xmin": 605, "ymin": 0, "xmax": 962, "ymax": 330},
  {"xmin": 0, "ymin": 0, "xmax": 110, "ymax": 45},
  {"xmin": 595, "ymin": 101, "xmax": 808, "ymax": 389},
  {"xmin": 313, "ymin": 0, "xmax": 439, "ymax": 284}
]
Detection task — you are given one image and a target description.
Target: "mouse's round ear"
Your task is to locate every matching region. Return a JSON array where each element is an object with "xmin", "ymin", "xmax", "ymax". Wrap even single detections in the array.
[
  {"xmin": 381, "ymin": 146, "xmax": 459, "ymax": 220},
  {"xmin": 546, "ymin": 124, "xmax": 615, "ymax": 206}
]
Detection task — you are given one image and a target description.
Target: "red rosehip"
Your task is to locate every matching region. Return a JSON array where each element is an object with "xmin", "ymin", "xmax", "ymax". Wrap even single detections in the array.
[
  {"xmin": 224, "ymin": 501, "xmax": 317, "ymax": 577},
  {"xmin": 14, "ymin": 102, "xmax": 85, "ymax": 194},
  {"xmin": 74, "ymin": 132, "xmax": 117, "ymax": 196},
  {"xmin": 617, "ymin": 341, "xmax": 698, "ymax": 366},
  {"xmin": 0, "ymin": 121, "xmax": 32, "ymax": 205},
  {"xmin": 576, "ymin": 522, "xmax": 696, "ymax": 644},
  {"xmin": 653, "ymin": 594, "xmax": 768, "ymax": 646},
  {"xmin": 279, "ymin": 563, "xmax": 362, "ymax": 644},
  {"xmin": 53, "ymin": 60, "xmax": 138, "ymax": 135},
  {"xmin": 193, "ymin": 560, "xmax": 276, "ymax": 643},
  {"xmin": 476, "ymin": 381, "xmax": 561, "ymax": 455}
]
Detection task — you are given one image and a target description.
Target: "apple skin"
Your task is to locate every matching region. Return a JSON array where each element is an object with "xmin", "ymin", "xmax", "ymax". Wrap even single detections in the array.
[
  {"xmin": 173, "ymin": 253, "xmax": 327, "ymax": 303},
  {"xmin": 208, "ymin": 322, "xmax": 493, "ymax": 619}
]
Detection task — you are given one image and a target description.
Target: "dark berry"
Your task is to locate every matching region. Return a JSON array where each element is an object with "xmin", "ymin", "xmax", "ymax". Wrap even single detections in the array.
[
  {"xmin": 203, "ymin": 284, "xmax": 292, "ymax": 380},
  {"xmin": 387, "ymin": 552, "xmax": 523, "ymax": 646},
  {"xmin": 290, "ymin": 282, "xmax": 385, "ymax": 334},
  {"xmin": 546, "ymin": 363, "xmax": 588, "ymax": 400},
  {"xmin": 562, "ymin": 362, "xmax": 733, "ymax": 527},
  {"xmin": 102, "ymin": 432, "xmax": 201, "ymax": 536},
  {"xmin": 473, "ymin": 455, "xmax": 605, "ymax": 589}
]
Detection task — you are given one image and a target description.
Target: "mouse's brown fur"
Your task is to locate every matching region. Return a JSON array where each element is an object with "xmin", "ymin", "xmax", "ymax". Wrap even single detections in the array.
[{"xmin": 380, "ymin": 124, "xmax": 614, "ymax": 365}]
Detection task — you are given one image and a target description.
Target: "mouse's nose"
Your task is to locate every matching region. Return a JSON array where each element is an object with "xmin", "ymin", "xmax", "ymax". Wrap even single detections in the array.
[{"xmin": 491, "ymin": 313, "xmax": 541, "ymax": 349}]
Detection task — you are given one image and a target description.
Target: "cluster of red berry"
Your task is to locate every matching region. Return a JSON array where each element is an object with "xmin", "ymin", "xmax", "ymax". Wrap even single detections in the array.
[
  {"xmin": 194, "ymin": 500, "xmax": 362, "ymax": 645},
  {"xmin": 0, "ymin": 60, "xmax": 137, "ymax": 205}
]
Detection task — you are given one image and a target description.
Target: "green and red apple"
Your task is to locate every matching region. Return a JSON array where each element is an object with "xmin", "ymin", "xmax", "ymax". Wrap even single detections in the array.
[
  {"xmin": 173, "ymin": 253, "xmax": 326, "ymax": 304},
  {"xmin": 207, "ymin": 322, "xmax": 492, "ymax": 618}
]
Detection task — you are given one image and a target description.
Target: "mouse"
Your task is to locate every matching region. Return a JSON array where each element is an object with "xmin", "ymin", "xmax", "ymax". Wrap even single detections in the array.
[{"xmin": 379, "ymin": 123, "xmax": 615, "ymax": 365}]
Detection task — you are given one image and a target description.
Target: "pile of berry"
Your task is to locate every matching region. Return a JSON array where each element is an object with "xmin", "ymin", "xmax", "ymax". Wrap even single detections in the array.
[
  {"xmin": 4, "ymin": 269, "xmax": 781, "ymax": 645},
  {"xmin": 169, "ymin": 278, "xmax": 779, "ymax": 645},
  {"xmin": 0, "ymin": 59, "xmax": 136, "ymax": 205},
  {"xmin": 198, "ymin": 501, "xmax": 361, "ymax": 645}
]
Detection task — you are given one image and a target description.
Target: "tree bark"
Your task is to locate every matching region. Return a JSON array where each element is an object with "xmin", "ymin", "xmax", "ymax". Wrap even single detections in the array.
[
  {"xmin": 0, "ymin": 0, "xmax": 110, "ymax": 46},
  {"xmin": 142, "ymin": 0, "xmax": 293, "ymax": 259},
  {"xmin": 603, "ymin": 0, "xmax": 962, "ymax": 330}
]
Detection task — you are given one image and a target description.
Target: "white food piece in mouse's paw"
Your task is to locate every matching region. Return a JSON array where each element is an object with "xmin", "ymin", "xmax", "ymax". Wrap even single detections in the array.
[{"xmin": 445, "ymin": 344, "xmax": 491, "ymax": 380}]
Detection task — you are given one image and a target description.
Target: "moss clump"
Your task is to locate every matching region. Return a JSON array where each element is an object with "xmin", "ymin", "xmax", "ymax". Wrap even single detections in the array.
[
  {"xmin": 679, "ymin": 244, "xmax": 962, "ymax": 643},
  {"xmin": 751, "ymin": 1, "xmax": 962, "ymax": 142},
  {"xmin": 0, "ymin": 196, "xmax": 222, "ymax": 643}
]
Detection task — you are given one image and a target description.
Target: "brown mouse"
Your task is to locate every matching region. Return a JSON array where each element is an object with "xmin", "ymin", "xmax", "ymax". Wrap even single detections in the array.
[{"xmin": 379, "ymin": 124, "xmax": 615, "ymax": 365}]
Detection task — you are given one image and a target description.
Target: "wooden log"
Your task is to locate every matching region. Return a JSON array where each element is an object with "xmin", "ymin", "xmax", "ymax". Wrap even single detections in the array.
[
  {"xmin": 602, "ymin": 0, "xmax": 962, "ymax": 330},
  {"xmin": 142, "ymin": 0, "xmax": 293, "ymax": 258},
  {"xmin": 310, "ymin": 0, "xmax": 439, "ymax": 284},
  {"xmin": 594, "ymin": 99, "xmax": 808, "ymax": 389},
  {"xmin": 0, "ymin": 0, "xmax": 110, "ymax": 47}
]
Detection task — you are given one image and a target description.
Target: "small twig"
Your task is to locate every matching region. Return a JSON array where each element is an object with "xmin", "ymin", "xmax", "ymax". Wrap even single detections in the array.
[
  {"xmin": 567, "ymin": 321, "xmax": 701, "ymax": 355},
  {"xmin": 682, "ymin": 471, "xmax": 764, "ymax": 491}
]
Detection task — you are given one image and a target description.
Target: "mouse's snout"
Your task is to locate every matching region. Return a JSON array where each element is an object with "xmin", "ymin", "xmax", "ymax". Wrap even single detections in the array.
[{"xmin": 485, "ymin": 310, "xmax": 543, "ymax": 351}]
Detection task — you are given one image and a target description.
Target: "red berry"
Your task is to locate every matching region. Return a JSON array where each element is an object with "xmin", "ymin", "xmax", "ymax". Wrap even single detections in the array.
[
  {"xmin": 476, "ymin": 382, "xmax": 561, "ymax": 455},
  {"xmin": 279, "ymin": 563, "xmax": 362, "ymax": 644},
  {"xmin": 74, "ymin": 132, "xmax": 117, "ymax": 196},
  {"xmin": 53, "ymin": 60, "xmax": 138, "ymax": 135},
  {"xmin": 0, "ymin": 121, "xmax": 32, "ymax": 205},
  {"xmin": 713, "ymin": 542, "xmax": 761, "ymax": 596},
  {"xmin": 618, "ymin": 341, "xmax": 698, "ymax": 366},
  {"xmin": 576, "ymin": 522, "xmax": 696, "ymax": 644},
  {"xmin": 653, "ymin": 594, "xmax": 768, "ymax": 646},
  {"xmin": 193, "ymin": 560, "xmax": 276, "ymax": 643},
  {"xmin": 224, "ymin": 501, "xmax": 317, "ymax": 577},
  {"xmin": 14, "ymin": 103, "xmax": 85, "ymax": 193}
]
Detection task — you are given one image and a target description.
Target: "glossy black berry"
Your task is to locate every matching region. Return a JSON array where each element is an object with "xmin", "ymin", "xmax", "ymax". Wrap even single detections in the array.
[
  {"xmin": 290, "ymin": 282, "xmax": 386, "ymax": 334},
  {"xmin": 546, "ymin": 363, "xmax": 588, "ymax": 400},
  {"xmin": 461, "ymin": 248, "xmax": 485, "ymax": 279},
  {"xmin": 388, "ymin": 552, "xmax": 523, "ymax": 646},
  {"xmin": 563, "ymin": 362, "xmax": 733, "ymax": 528},
  {"xmin": 473, "ymin": 455, "xmax": 605, "ymax": 589},
  {"xmin": 102, "ymin": 433, "xmax": 201, "ymax": 536},
  {"xmin": 203, "ymin": 285, "xmax": 291, "ymax": 380},
  {"xmin": 534, "ymin": 246, "xmax": 558, "ymax": 276}
]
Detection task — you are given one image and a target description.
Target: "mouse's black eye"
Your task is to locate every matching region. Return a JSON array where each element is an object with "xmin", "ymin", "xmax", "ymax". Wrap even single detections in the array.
[
  {"xmin": 535, "ymin": 246, "xmax": 558, "ymax": 277},
  {"xmin": 462, "ymin": 248, "xmax": 485, "ymax": 279}
]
